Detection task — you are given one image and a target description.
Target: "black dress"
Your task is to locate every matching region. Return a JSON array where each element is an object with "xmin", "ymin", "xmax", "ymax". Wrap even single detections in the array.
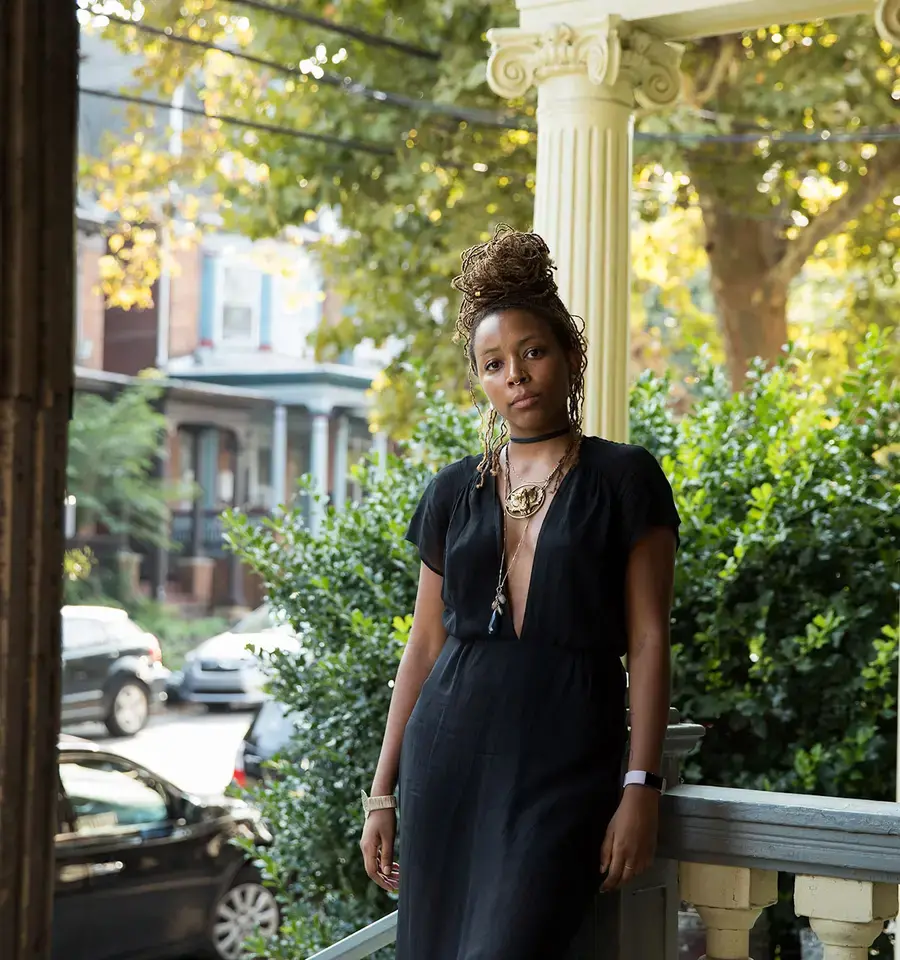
[{"xmin": 397, "ymin": 436, "xmax": 680, "ymax": 960}]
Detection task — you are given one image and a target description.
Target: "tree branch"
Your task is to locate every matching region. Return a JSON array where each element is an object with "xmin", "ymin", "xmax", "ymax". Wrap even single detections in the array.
[
  {"xmin": 767, "ymin": 143, "xmax": 900, "ymax": 289},
  {"xmin": 695, "ymin": 36, "xmax": 739, "ymax": 106}
]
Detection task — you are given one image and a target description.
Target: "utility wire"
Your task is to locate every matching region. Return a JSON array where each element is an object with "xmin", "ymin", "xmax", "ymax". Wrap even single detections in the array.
[
  {"xmin": 102, "ymin": 13, "xmax": 529, "ymax": 131},
  {"xmin": 80, "ymin": 85, "xmax": 900, "ymax": 150},
  {"xmin": 98, "ymin": 12, "xmax": 900, "ymax": 144},
  {"xmin": 219, "ymin": 0, "xmax": 440, "ymax": 62},
  {"xmin": 79, "ymin": 86, "xmax": 396, "ymax": 155}
]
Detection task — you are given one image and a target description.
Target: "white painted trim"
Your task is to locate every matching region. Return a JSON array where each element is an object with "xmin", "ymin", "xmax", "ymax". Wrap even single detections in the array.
[
  {"xmin": 633, "ymin": 0, "xmax": 873, "ymax": 40},
  {"xmin": 514, "ymin": 0, "xmax": 871, "ymax": 36}
]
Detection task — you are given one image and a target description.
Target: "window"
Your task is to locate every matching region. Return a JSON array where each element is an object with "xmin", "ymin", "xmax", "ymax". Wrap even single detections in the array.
[
  {"xmin": 220, "ymin": 264, "xmax": 260, "ymax": 345},
  {"xmin": 62, "ymin": 616, "xmax": 106, "ymax": 652},
  {"xmin": 59, "ymin": 757, "xmax": 169, "ymax": 838}
]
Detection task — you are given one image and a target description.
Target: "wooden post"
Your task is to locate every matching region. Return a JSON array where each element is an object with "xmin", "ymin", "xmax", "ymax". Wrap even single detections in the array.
[{"xmin": 0, "ymin": 1, "xmax": 78, "ymax": 958}]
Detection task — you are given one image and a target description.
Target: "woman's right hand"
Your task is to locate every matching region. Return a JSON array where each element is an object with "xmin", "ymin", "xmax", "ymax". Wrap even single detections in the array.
[{"xmin": 360, "ymin": 808, "xmax": 399, "ymax": 892}]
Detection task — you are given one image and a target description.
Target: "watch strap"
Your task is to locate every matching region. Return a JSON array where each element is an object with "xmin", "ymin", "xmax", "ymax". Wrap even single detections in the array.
[
  {"xmin": 361, "ymin": 790, "xmax": 398, "ymax": 816},
  {"xmin": 623, "ymin": 770, "xmax": 666, "ymax": 794}
]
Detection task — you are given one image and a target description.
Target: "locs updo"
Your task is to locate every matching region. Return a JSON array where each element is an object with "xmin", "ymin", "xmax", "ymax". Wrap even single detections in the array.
[{"xmin": 451, "ymin": 224, "xmax": 588, "ymax": 484}]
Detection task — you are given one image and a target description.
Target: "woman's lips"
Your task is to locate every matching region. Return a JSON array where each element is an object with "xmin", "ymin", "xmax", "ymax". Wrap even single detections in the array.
[{"xmin": 510, "ymin": 393, "xmax": 540, "ymax": 409}]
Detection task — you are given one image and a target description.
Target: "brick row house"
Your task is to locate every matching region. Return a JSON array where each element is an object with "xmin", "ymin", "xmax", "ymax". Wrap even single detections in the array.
[
  {"xmin": 74, "ymin": 215, "xmax": 389, "ymax": 612},
  {"xmin": 72, "ymin": 30, "xmax": 392, "ymax": 612}
]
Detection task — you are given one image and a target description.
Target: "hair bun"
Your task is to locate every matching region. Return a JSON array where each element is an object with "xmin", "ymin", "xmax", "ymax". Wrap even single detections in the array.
[{"xmin": 451, "ymin": 224, "xmax": 559, "ymax": 311}]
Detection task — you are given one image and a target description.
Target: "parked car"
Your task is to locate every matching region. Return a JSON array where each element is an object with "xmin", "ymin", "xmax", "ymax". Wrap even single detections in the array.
[
  {"xmin": 61, "ymin": 605, "xmax": 170, "ymax": 737},
  {"xmin": 232, "ymin": 698, "xmax": 302, "ymax": 790},
  {"xmin": 169, "ymin": 604, "xmax": 300, "ymax": 712},
  {"xmin": 54, "ymin": 735, "xmax": 279, "ymax": 960}
]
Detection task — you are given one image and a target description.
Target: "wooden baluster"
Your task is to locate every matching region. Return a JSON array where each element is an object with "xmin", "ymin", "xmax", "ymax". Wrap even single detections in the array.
[
  {"xmin": 680, "ymin": 863, "xmax": 777, "ymax": 960},
  {"xmin": 795, "ymin": 876, "xmax": 898, "ymax": 960}
]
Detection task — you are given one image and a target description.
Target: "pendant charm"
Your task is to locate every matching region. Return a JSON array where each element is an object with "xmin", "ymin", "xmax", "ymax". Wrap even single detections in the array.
[
  {"xmin": 488, "ymin": 608, "xmax": 502, "ymax": 635},
  {"xmin": 505, "ymin": 483, "xmax": 545, "ymax": 520}
]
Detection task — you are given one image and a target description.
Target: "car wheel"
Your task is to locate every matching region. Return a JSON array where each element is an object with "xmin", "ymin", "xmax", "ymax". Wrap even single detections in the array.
[
  {"xmin": 208, "ymin": 867, "xmax": 280, "ymax": 960},
  {"xmin": 207, "ymin": 703, "xmax": 233, "ymax": 714},
  {"xmin": 105, "ymin": 678, "xmax": 151, "ymax": 737}
]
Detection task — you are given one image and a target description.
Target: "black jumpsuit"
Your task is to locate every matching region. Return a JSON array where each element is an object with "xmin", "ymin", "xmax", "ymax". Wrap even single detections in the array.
[{"xmin": 397, "ymin": 437, "xmax": 681, "ymax": 959}]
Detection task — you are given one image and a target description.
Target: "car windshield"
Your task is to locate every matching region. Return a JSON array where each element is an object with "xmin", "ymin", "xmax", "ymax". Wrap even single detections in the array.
[{"xmin": 232, "ymin": 606, "xmax": 276, "ymax": 635}]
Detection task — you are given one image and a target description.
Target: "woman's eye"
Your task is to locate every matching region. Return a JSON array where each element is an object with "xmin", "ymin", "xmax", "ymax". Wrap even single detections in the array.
[
  {"xmin": 485, "ymin": 360, "xmax": 501, "ymax": 372},
  {"xmin": 525, "ymin": 347, "xmax": 544, "ymax": 359}
]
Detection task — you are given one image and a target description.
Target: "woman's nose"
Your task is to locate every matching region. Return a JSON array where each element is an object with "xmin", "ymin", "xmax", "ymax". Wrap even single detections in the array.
[{"xmin": 507, "ymin": 358, "xmax": 527, "ymax": 385}]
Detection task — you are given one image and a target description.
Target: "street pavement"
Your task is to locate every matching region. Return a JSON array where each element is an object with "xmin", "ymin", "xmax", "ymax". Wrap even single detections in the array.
[{"xmin": 62, "ymin": 705, "xmax": 254, "ymax": 795}]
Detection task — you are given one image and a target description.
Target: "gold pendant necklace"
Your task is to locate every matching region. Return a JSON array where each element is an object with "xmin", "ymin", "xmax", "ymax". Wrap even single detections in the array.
[{"xmin": 503, "ymin": 444, "xmax": 570, "ymax": 520}]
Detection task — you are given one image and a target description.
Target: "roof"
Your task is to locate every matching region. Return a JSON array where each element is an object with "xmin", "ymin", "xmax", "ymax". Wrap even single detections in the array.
[
  {"xmin": 61, "ymin": 604, "xmax": 129, "ymax": 621},
  {"xmin": 58, "ymin": 735, "xmax": 101, "ymax": 753},
  {"xmin": 74, "ymin": 367, "xmax": 276, "ymax": 407}
]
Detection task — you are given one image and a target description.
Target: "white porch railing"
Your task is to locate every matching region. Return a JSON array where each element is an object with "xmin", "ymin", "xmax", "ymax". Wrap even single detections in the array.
[{"xmin": 306, "ymin": 784, "xmax": 900, "ymax": 960}]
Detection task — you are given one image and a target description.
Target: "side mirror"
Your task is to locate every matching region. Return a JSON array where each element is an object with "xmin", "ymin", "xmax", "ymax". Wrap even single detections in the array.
[{"xmin": 175, "ymin": 794, "xmax": 203, "ymax": 825}]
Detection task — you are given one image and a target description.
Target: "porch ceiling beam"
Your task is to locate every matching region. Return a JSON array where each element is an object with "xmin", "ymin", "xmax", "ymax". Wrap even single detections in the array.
[{"xmin": 516, "ymin": 0, "xmax": 874, "ymax": 37}]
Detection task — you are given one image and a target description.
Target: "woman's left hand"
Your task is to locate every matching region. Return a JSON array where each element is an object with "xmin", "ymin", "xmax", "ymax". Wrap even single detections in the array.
[{"xmin": 600, "ymin": 787, "xmax": 660, "ymax": 892}]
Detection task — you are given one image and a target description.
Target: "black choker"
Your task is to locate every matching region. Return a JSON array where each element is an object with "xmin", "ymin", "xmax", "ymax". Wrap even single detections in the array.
[{"xmin": 509, "ymin": 427, "xmax": 571, "ymax": 445}]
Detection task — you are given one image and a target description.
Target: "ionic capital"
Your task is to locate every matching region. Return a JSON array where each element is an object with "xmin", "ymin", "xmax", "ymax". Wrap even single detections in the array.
[
  {"xmin": 486, "ymin": 19, "xmax": 682, "ymax": 109},
  {"xmin": 876, "ymin": 0, "xmax": 900, "ymax": 46}
]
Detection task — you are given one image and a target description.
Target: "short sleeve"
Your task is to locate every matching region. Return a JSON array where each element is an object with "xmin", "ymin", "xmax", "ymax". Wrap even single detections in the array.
[
  {"xmin": 618, "ymin": 446, "xmax": 681, "ymax": 554},
  {"xmin": 405, "ymin": 463, "xmax": 463, "ymax": 575}
]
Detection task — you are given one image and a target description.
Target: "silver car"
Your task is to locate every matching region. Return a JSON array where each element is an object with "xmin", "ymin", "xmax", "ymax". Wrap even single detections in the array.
[{"xmin": 173, "ymin": 605, "xmax": 299, "ymax": 711}]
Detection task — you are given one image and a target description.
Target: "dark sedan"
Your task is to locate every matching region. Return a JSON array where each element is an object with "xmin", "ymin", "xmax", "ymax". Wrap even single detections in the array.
[
  {"xmin": 61, "ymin": 605, "xmax": 170, "ymax": 737},
  {"xmin": 54, "ymin": 737, "xmax": 279, "ymax": 960}
]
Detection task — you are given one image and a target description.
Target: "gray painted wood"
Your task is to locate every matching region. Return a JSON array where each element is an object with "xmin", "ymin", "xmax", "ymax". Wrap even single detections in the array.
[
  {"xmin": 659, "ymin": 784, "xmax": 900, "ymax": 883},
  {"xmin": 306, "ymin": 912, "xmax": 398, "ymax": 960}
]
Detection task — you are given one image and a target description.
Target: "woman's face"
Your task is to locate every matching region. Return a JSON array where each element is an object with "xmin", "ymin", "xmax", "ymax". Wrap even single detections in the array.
[{"xmin": 472, "ymin": 308, "xmax": 572, "ymax": 435}]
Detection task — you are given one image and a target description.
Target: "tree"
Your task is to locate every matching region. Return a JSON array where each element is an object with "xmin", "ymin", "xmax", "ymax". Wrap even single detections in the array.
[
  {"xmin": 83, "ymin": 4, "xmax": 900, "ymax": 407},
  {"xmin": 68, "ymin": 375, "xmax": 188, "ymax": 548}
]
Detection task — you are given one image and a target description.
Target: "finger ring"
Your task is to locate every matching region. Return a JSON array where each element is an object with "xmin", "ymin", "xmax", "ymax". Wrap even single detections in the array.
[{"xmin": 624, "ymin": 863, "xmax": 635, "ymax": 872}]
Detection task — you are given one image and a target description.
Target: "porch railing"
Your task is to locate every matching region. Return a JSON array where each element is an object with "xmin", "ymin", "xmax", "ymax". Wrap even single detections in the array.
[{"xmin": 306, "ymin": 785, "xmax": 900, "ymax": 960}]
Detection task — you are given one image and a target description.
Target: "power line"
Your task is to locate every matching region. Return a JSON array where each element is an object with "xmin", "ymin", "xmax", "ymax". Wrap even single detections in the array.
[
  {"xmin": 78, "ymin": 86, "xmax": 395, "ymax": 155},
  {"xmin": 637, "ymin": 127, "xmax": 900, "ymax": 144},
  {"xmin": 102, "ymin": 13, "xmax": 530, "ymax": 131},
  {"xmin": 80, "ymin": 85, "xmax": 900, "ymax": 157},
  {"xmin": 219, "ymin": 0, "xmax": 440, "ymax": 62},
  {"xmin": 97, "ymin": 12, "xmax": 900, "ymax": 146}
]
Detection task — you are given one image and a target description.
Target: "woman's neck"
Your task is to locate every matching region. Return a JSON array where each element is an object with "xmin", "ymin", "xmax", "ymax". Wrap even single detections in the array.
[{"xmin": 505, "ymin": 424, "xmax": 574, "ymax": 475}]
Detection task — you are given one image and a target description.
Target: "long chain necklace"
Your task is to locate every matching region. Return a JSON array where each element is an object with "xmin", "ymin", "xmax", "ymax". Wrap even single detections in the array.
[{"xmin": 489, "ymin": 442, "xmax": 573, "ymax": 636}]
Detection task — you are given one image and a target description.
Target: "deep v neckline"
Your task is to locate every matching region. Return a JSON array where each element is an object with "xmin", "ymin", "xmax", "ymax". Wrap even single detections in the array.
[{"xmin": 492, "ymin": 462, "xmax": 577, "ymax": 642}]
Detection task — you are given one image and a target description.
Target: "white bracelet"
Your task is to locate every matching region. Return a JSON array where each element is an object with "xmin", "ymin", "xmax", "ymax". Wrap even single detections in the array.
[{"xmin": 361, "ymin": 790, "xmax": 397, "ymax": 817}]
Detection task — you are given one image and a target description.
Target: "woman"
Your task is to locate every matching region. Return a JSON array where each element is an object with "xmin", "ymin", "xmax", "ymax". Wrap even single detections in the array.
[{"xmin": 360, "ymin": 227, "xmax": 680, "ymax": 959}]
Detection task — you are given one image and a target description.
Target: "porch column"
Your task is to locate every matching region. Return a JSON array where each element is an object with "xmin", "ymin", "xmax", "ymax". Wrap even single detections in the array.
[
  {"xmin": 372, "ymin": 430, "xmax": 389, "ymax": 480},
  {"xmin": 486, "ymin": 21, "xmax": 682, "ymax": 442},
  {"xmin": 0, "ymin": 0, "xmax": 78, "ymax": 956},
  {"xmin": 271, "ymin": 403, "xmax": 288, "ymax": 507},
  {"xmin": 876, "ymin": 0, "xmax": 900, "ymax": 46},
  {"xmin": 309, "ymin": 407, "xmax": 332, "ymax": 531},
  {"xmin": 189, "ymin": 428, "xmax": 205, "ymax": 558},
  {"xmin": 228, "ymin": 432, "xmax": 247, "ymax": 609},
  {"xmin": 333, "ymin": 414, "xmax": 350, "ymax": 510}
]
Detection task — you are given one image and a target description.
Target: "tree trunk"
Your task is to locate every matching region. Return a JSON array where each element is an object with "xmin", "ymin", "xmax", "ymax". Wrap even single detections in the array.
[
  {"xmin": 0, "ymin": 2, "xmax": 78, "ymax": 959},
  {"xmin": 698, "ymin": 193, "xmax": 791, "ymax": 388}
]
